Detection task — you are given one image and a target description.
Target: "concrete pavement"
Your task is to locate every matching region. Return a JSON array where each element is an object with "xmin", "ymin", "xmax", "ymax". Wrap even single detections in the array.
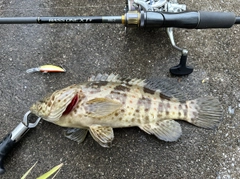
[{"xmin": 0, "ymin": 0, "xmax": 240, "ymax": 178}]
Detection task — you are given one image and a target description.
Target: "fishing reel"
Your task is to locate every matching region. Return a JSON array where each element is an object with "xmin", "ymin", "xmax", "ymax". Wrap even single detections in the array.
[{"xmin": 125, "ymin": 0, "xmax": 192, "ymax": 76}]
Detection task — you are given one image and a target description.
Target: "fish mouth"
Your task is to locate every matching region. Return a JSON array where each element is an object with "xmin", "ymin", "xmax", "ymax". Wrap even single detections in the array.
[{"xmin": 62, "ymin": 94, "xmax": 79, "ymax": 115}]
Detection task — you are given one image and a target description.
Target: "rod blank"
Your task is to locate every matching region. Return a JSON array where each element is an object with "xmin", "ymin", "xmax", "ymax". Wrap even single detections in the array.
[
  {"xmin": 0, "ymin": 16, "xmax": 122, "ymax": 24},
  {"xmin": 0, "ymin": 17, "xmax": 38, "ymax": 24},
  {"xmin": 235, "ymin": 17, "xmax": 240, "ymax": 24}
]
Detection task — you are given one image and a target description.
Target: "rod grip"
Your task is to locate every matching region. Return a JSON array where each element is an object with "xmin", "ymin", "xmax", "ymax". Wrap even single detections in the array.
[
  {"xmin": 196, "ymin": 11, "xmax": 236, "ymax": 29},
  {"xmin": 0, "ymin": 134, "xmax": 16, "ymax": 174},
  {"xmin": 143, "ymin": 11, "xmax": 236, "ymax": 29}
]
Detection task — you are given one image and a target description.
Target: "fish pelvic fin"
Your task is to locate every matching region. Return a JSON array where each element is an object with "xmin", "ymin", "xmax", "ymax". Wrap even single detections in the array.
[
  {"xmin": 89, "ymin": 125, "xmax": 114, "ymax": 148},
  {"xmin": 186, "ymin": 97, "xmax": 223, "ymax": 129},
  {"xmin": 64, "ymin": 128, "xmax": 88, "ymax": 143},
  {"xmin": 139, "ymin": 120, "xmax": 182, "ymax": 142}
]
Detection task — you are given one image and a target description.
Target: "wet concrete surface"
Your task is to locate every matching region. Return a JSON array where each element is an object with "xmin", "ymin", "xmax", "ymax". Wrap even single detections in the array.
[{"xmin": 0, "ymin": 0, "xmax": 240, "ymax": 178}]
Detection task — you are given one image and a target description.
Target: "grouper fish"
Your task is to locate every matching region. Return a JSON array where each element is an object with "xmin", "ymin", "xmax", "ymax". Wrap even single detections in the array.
[{"xmin": 30, "ymin": 74, "xmax": 223, "ymax": 147}]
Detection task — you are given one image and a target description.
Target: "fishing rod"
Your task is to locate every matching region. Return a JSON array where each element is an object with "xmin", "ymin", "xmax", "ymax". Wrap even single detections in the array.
[{"xmin": 1, "ymin": 0, "xmax": 240, "ymax": 75}]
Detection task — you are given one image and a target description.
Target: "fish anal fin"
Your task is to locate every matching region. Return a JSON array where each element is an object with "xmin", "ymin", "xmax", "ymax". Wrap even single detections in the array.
[
  {"xmin": 89, "ymin": 125, "xmax": 114, "ymax": 147},
  {"xmin": 64, "ymin": 128, "xmax": 88, "ymax": 143},
  {"xmin": 85, "ymin": 98, "xmax": 122, "ymax": 118},
  {"xmin": 139, "ymin": 120, "xmax": 182, "ymax": 142}
]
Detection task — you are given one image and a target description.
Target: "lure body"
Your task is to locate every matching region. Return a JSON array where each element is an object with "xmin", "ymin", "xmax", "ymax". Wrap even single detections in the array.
[{"xmin": 26, "ymin": 65, "xmax": 66, "ymax": 73}]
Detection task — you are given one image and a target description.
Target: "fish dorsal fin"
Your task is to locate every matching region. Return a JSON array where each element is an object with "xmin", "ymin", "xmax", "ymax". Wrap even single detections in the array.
[
  {"xmin": 88, "ymin": 73, "xmax": 146, "ymax": 87},
  {"xmin": 139, "ymin": 120, "xmax": 182, "ymax": 142},
  {"xmin": 64, "ymin": 128, "xmax": 88, "ymax": 143},
  {"xmin": 85, "ymin": 98, "xmax": 122, "ymax": 118},
  {"xmin": 89, "ymin": 125, "xmax": 114, "ymax": 147},
  {"xmin": 144, "ymin": 78, "xmax": 186, "ymax": 102},
  {"xmin": 127, "ymin": 78, "xmax": 146, "ymax": 87},
  {"xmin": 88, "ymin": 74, "xmax": 185, "ymax": 102},
  {"xmin": 88, "ymin": 73, "xmax": 121, "ymax": 83}
]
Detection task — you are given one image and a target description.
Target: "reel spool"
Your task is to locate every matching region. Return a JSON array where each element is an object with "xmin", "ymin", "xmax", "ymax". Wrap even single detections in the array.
[{"xmin": 126, "ymin": 0, "xmax": 186, "ymax": 13}]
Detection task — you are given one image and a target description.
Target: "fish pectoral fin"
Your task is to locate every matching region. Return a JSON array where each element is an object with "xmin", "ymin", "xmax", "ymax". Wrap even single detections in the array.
[
  {"xmin": 64, "ymin": 128, "xmax": 88, "ymax": 143},
  {"xmin": 89, "ymin": 125, "xmax": 114, "ymax": 148},
  {"xmin": 85, "ymin": 98, "xmax": 122, "ymax": 118},
  {"xmin": 139, "ymin": 120, "xmax": 182, "ymax": 142}
]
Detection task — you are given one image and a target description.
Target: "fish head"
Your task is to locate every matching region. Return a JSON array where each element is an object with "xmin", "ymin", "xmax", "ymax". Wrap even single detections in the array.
[{"xmin": 30, "ymin": 85, "xmax": 83, "ymax": 122}]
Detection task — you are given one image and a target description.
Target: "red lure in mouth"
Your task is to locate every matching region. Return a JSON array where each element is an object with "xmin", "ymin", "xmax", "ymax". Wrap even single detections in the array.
[{"xmin": 63, "ymin": 94, "xmax": 79, "ymax": 115}]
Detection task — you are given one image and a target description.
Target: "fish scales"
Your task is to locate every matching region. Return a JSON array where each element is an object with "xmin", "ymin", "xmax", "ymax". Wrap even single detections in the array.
[
  {"xmin": 82, "ymin": 81, "xmax": 182, "ymax": 127},
  {"xmin": 30, "ymin": 74, "xmax": 223, "ymax": 147}
]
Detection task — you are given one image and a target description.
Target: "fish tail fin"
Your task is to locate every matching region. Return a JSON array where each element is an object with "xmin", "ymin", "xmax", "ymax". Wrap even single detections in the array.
[{"xmin": 186, "ymin": 97, "xmax": 223, "ymax": 129}]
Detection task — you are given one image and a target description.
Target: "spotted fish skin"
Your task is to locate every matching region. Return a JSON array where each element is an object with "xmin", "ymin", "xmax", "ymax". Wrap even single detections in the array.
[{"xmin": 30, "ymin": 74, "xmax": 223, "ymax": 147}]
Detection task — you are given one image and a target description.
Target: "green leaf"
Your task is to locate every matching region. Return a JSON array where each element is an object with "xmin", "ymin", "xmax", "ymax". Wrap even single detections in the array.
[
  {"xmin": 36, "ymin": 163, "xmax": 63, "ymax": 179},
  {"xmin": 21, "ymin": 161, "xmax": 38, "ymax": 179}
]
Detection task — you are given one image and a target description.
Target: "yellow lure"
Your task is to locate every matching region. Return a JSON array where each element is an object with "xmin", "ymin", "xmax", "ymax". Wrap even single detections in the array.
[{"xmin": 26, "ymin": 65, "xmax": 66, "ymax": 73}]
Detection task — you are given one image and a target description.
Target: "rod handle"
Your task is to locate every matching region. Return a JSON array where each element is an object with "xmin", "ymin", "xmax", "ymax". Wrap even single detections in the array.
[
  {"xmin": 137, "ymin": 11, "xmax": 236, "ymax": 29},
  {"xmin": 197, "ymin": 11, "xmax": 236, "ymax": 29}
]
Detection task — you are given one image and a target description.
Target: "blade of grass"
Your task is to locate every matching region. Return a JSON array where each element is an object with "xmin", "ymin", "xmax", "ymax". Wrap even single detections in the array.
[
  {"xmin": 51, "ymin": 166, "xmax": 62, "ymax": 179},
  {"xmin": 36, "ymin": 163, "xmax": 63, "ymax": 179},
  {"xmin": 21, "ymin": 161, "xmax": 38, "ymax": 179}
]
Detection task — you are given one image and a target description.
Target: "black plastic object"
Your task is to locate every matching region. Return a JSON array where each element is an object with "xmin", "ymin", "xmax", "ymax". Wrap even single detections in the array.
[
  {"xmin": 144, "ymin": 11, "xmax": 236, "ymax": 29},
  {"xmin": 0, "ymin": 134, "xmax": 16, "ymax": 174},
  {"xmin": 197, "ymin": 11, "xmax": 236, "ymax": 29},
  {"xmin": 170, "ymin": 54, "xmax": 193, "ymax": 76},
  {"xmin": 235, "ymin": 17, "xmax": 240, "ymax": 24},
  {"xmin": 154, "ymin": 11, "xmax": 199, "ymax": 28}
]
